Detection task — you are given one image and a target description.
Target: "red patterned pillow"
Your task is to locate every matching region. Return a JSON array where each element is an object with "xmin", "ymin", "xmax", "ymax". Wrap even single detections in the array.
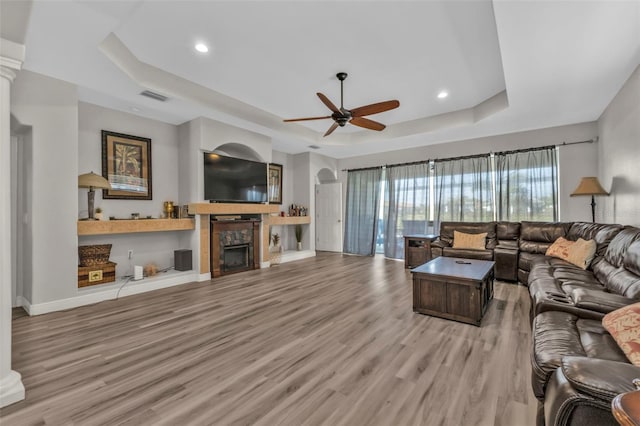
[{"xmin": 603, "ymin": 302, "xmax": 640, "ymax": 366}]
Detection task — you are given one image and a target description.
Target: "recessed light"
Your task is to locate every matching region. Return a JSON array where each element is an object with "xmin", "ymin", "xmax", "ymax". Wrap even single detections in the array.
[
  {"xmin": 437, "ymin": 91, "xmax": 448, "ymax": 99},
  {"xmin": 195, "ymin": 43, "xmax": 209, "ymax": 53}
]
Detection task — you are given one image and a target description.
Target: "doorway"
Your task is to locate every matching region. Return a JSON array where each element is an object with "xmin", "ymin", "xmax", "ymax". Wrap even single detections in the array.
[{"xmin": 315, "ymin": 182, "xmax": 342, "ymax": 252}]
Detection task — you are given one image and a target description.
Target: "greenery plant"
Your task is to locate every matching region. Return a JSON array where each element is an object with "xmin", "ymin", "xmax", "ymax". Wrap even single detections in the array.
[
  {"xmin": 272, "ymin": 233, "xmax": 280, "ymax": 246},
  {"xmin": 295, "ymin": 224, "xmax": 303, "ymax": 243}
]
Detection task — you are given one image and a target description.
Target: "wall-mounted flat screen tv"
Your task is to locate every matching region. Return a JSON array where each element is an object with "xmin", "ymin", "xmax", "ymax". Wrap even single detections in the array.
[{"xmin": 203, "ymin": 153, "xmax": 268, "ymax": 203}]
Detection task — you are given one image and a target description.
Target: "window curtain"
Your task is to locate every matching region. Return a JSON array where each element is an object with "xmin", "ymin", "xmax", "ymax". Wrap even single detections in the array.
[
  {"xmin": 495, "ymin": 147, "xmax": 558, "ymax": 222},
  {"xmin": 383, "ymin": 163, "xmax": 431, "ymax": 259},
  {"xmin": 343, "ymin": 168, "xmax": 382, "ymax": 256},
  {"xmin": 433, "ymin": 155, "xmax": 493, "ymax": 231}
]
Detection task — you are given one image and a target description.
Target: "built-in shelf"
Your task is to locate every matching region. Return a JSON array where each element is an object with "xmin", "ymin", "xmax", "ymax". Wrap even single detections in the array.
[
  {"xmin": 267, "ymin": 216, "xmax": 311, "ymax": 225},
  {"xmin": 77, "ymin": 218, "xmax": 195, "ymax": 236},
  {"xmin": 188, "ymin": 203, "xmax": 279, "ymax": 215}
]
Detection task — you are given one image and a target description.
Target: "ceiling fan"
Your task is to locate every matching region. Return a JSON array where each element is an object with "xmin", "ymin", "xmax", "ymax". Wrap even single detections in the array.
[{"xmin": 283, "ymin": 72, "xmax": 400, "ymax": 137}]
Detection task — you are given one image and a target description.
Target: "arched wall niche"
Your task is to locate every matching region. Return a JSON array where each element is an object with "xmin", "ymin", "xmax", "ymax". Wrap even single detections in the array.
[
  {"xmin": 317, "ymin": 167, "xmax": 338, "ymax": 184},
  {"xmin": 210, "ymin": 142, "xmax": 264, "ymax": 162}
]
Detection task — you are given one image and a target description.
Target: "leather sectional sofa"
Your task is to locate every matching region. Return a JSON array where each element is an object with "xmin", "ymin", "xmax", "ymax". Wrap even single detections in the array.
[{"xmin": 429, "ymin": 220, "xmax": 640, "ymax": 425}]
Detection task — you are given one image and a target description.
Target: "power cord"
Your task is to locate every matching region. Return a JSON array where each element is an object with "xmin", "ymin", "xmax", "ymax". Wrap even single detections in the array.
[
  {"xmin": 114, "ymin": 266, "xmax": 175, "ymax": 300},
  {"xmin": 115, "ymin": 275, "xmax": 133, "ymax": 300}
]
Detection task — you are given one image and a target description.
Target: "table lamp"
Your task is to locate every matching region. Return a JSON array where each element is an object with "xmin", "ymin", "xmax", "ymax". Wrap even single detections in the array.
[
  {"xmin": 78, "ymin": 172, "xmax": 111, "ymax": 220},
  {"xmin": 570, "ymin": 176, "xmax": 609, "ymax": 223}
]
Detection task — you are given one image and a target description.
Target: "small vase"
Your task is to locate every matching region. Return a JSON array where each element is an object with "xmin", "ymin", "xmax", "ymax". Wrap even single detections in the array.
[
  {"xmin": 95, "ymin": 212, "xmax": 103, "ymax": 221},
  {"xmin": 296, "ymin": 242, "xmax": 302, "ymax": 251}
]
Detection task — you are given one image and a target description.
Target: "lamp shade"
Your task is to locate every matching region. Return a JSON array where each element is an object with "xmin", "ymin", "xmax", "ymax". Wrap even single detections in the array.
[
  {"xmin": 78, "ymin": 172, "xmax": 111, "ymax": 190},
  {"xmin": 570, "ymin": 177, "xmax": 608, "ymax": 196}
]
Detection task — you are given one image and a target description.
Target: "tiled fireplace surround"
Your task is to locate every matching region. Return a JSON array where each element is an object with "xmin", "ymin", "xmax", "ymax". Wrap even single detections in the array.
[{"xmin": 210, "ymin": 220, "xmax": 261, "ymax": 277}]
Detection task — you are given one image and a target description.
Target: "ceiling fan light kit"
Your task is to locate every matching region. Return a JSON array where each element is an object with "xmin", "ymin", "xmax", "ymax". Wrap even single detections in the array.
[{"xmin": 284, "ymin": 72, "xmax": 400, "ymax": 137}]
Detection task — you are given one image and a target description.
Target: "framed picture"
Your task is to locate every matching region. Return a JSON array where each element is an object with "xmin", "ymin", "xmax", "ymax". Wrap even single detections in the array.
[
  {"xmin": 268, "ymin": 163, "xmax": 283, "ymax": 205},
  {"xmin": 101, "ymin": 130, "xmax": 152, "ymax": 200}
]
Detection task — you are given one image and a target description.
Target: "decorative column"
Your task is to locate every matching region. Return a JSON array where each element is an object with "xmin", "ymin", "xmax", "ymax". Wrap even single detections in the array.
[{"xmin": 0, "ymin": 37, "xmax": 26, "ymax": 408}]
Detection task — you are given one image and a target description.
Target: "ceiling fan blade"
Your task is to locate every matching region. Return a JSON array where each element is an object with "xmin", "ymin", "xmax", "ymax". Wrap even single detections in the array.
[
  {"xmin": 349, "ymin": 117, "xmax": 386, "ymax": 131},
  {"xmin": 323, "ymin": 122, "xmax": 339, "ymax": 137},
  {"xmin": 283, "ymin": 116, "xmax": 331, "ymax": 122},
  {"xmin": 350, "ymin": 100, "xmax": 400, "ymax": 117},
  {"xmin": 317, "ymin": 93, "xmax": 340, "ymax": 113}
]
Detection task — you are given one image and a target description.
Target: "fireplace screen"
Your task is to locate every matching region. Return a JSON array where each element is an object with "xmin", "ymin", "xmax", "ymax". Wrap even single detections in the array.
[{"xmin": 222, "ymin": 244, "xmax": 250, "ymax": 272}]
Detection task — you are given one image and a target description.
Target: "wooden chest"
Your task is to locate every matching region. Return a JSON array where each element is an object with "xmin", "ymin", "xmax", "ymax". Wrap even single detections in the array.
[
  {"xmin": 411, "ymin": 257, "xmax": 494, "ymax": 326},
  {"xmin": 78, "ymin": 261, "xmax": 117, "ymax": 287}
]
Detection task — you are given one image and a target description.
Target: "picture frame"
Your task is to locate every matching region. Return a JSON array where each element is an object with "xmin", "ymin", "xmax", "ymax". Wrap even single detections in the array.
[
  {"xmin": 101, "ymin": 130, "xmax": 152, "ymax": 200},
  {"xmin": 268, "ymin": 163, "xmax": 283, "ymax": 205}
]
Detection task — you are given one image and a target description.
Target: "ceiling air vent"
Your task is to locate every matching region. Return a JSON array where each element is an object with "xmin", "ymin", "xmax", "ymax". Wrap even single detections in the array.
[
  {"xmin": 308, "ymin": 145, "xmax": 321, "ymax": 150},
  {"xmin": 140, "ymin": 90, "xmax": 168, "ymax": 102}
]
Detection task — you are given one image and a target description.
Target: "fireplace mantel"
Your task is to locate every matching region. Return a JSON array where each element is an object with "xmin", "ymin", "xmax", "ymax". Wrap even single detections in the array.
[
  {"xmin": 189, "ymin": 203, "xmax": 281, "ymax": 276},
  {"xmin": 188, "ymin": 203, "xmax": 278, "ymax": 215}
]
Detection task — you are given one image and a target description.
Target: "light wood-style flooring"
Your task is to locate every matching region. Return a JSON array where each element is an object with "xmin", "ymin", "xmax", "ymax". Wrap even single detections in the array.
[{"xmin": 2, "ymin": 253, "xmax": 537, "ymax": 425}]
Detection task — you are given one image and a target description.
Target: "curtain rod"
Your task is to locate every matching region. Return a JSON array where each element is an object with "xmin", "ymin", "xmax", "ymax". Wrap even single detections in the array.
[{"xmin": 342, "ymin": 138, "xmax": 596, "ymax": 172}]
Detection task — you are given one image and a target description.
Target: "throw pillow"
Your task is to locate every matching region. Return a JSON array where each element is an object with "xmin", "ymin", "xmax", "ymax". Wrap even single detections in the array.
[
  {"xmin": 603, "ymin": 303, "xmax": 640, "ymax": 366},
  {"xmin": 568, "ymin": 238, "xmax": 597, "ymax": 269},
  {"xmin": 452, "ymin": 231, "xmax": 487, "ymax": 250},
  {"xmin": 546, "ymin": 237, "xmax": 597, "ymax": 269},
  {"xmin": 546, "ymin": 236, "xmax": 574, "ymax": 259}
]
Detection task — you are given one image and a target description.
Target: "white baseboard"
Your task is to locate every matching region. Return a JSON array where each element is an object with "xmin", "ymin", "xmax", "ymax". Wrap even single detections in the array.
[
  {"xmin": 197, "ymin": 272, "xmax": 211, "ymax": 282},
  {"xmin": 260, "ymin": 261, "xmax": 271, "ymax": 268},
  {"xmin": 279, "ymin": 250, "xmax": 316, "ymax": 264},
  {"xmin": 0, "ymin": 371, "xmax": 25, "ymax": 408},
  {"xmin": 26, "ymin": 271, "xmax": 199, "ymax": 316},
  {"xmin": 16, "ymin": 296, "xmax": 32, "ymax": 315}
]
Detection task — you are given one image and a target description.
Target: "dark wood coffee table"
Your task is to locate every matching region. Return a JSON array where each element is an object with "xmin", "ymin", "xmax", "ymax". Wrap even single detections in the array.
[{"xmin": 411, "ymin": 257, "xmax": 495, "ymax": 326}]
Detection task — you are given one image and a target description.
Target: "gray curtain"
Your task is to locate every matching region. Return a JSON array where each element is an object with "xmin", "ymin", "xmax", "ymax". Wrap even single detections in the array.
[
  {"xmin": 343, "ymin": 168, "xmax": 382, "ymax": 256},
  {"xmin": 495, "ymin": 147, "xmax": 558, "ymax": 221},
  {"xmin": 433, "ymin": 155, "xmax": 493, "ymax": 231},
  {"xmin": 383, "ymin": 163, "xmax": 431, "ymax": 259}
]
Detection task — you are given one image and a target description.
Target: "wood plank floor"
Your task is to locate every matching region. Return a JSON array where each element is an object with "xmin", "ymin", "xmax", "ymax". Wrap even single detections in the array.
[{"xmin": 1, "ymin": 253, "xmax": 537, "ymax": 425}]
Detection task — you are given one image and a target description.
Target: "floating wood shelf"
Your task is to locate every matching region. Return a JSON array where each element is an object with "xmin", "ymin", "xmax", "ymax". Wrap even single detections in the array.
[
  {"xmin": 77, "ymin": 218, "xmax": 195, "ymax": 236},
  {"xmin": 188, "ymin": 203, "xmax": 279, "ymax": 215},
  {"xmin": 267, "ymin": 216, "xmax": 311, "ymax": 225}
]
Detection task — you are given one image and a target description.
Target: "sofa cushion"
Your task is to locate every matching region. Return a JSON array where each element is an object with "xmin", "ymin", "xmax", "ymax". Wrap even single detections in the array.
[
  {"xmin": 497, "ymin": 221, "xmax": 521, "ymax": 241},
  {"xmin": 624, "ymin": 241, "xmax": 640, "ymax": 277},
  {"xmin": 452, "ymin": 230, "xmax": 487, "ymax": 250},
  {"xmin": 603, "ymin": 302, "xmax": 640, "ymax": 366},
  {"xmin": 531, "ymin": 311, "xmax": 628, "ymax": 400},
  {"xmin": 442, "ymin": 247, "xmax": 493, "ymax": 261},
  {"xmin": 520, "ymin": 221, "xmax": 572, "ymax": 251},
  {"xmin": 604, "ymin": 227, "xmax": 640, "ymax": 268},
  {"xmin": 567, "ymin": 222, "xmax": 623, "ymax": 257}
]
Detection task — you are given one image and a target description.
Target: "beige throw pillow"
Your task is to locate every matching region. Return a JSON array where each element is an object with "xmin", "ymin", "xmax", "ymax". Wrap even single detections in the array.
[
  {"xmin": 452, "ymin": 231, "xmax": 487, "ymax": 250},
  {"xmin": 545, "ymin": 237, "xmax": 596, "ymax": 270}
]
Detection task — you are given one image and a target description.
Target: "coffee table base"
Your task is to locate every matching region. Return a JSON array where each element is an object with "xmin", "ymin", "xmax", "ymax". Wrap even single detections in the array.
[{"xmin": 412, "ymin": 258, "xmax": 494, "ymax": 326}]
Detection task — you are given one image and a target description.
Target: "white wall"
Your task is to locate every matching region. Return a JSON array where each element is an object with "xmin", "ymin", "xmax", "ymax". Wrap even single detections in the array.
[
  {"xmin": 10, "ymin": 71, "xmax": 78, "ymax": 304},
  {"xmin": 77, "ymin": 102, "xmax": 184, "ymax": 278},
  {"xmin": 338, "ymin": 122, "xmax": 599, "ymax": 223},
  {"xmin": 598, "ymin": 65, "xmax": 640, "ymax": 226},
  {"xmin": 78, "ymin": 102, "xmax": 180, "ymax": 219}
]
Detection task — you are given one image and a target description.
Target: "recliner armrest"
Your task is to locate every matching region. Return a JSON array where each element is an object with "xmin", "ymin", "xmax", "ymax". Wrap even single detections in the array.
[
  {"xmin": 571, "ymin": 288, "xmax": 636, "ymax": 314},
  {"xmin": 561, "ymin": 356, "xmax": 640, "ymax": 400},
  {"xmin": 430, "ymin": 239, "xmax": 449, "ymax": 249}
]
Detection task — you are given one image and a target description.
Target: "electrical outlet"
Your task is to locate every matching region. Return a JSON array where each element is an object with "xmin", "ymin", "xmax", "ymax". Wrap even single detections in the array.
[{"xmin": 128, "ymin": 250, "xmax": 133, "ymax": 259}]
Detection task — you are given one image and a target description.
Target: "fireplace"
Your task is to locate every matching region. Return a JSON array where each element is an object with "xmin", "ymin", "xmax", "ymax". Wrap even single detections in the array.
[
  {"xmin": 223, "ymin": 244, "xmax": 249, "ymax": 272},
  {"xmin": 211, "ymin": 220, "xmax": 260, "ymax": 277}
]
